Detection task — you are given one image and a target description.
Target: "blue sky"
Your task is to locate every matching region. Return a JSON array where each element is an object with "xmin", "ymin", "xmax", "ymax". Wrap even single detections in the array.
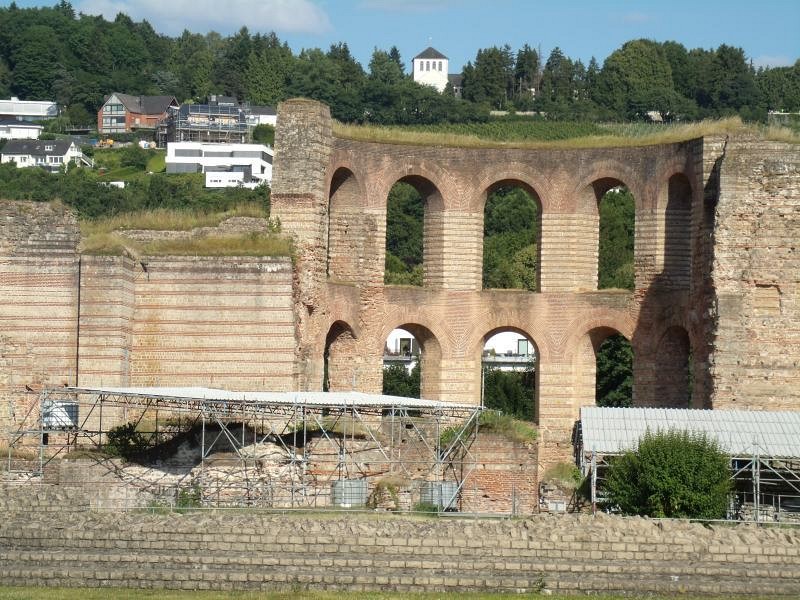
[{"xmin": 10, "ymin": 0, "xmax": 800, "ymax": 70}]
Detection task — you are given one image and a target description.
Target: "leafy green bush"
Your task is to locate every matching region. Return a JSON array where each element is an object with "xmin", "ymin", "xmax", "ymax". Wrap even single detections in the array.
[
  {"xmin": 603, "ymin": 429, "xmax": 730, "ymax": 519},
  {"xmin": 104, "ymin": 422, "xmax": 149, "ymax": 460},
  {"xmin": 412, "ymin": 501, "xmax": 440, "ymax": 514}
]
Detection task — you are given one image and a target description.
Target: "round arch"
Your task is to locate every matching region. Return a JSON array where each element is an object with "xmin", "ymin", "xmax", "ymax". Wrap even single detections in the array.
[
  {"xmin": 481, "ymin": 178, "xmax": 543, "ymax": 292},
  {"xmin": 323, "ymin": 320, "xmax": 358, "ymax": 392},
  {"xmin": 382, "ymin": 322, "xmax": 444, "ymax": 400},
  {"xmin": 383, "ymin": 175, "xmax": 446, "ymax": 289}
]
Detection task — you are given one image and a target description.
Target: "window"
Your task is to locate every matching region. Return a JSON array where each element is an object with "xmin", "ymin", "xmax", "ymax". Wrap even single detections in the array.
[
  {"xmin": 426, "ymin": 61, "xmax": 430, "ymax": 71},
  {"xmin": 438, "ymin": 61, "xmax": 442, "ymax": 71},
  {"xmin": 44, "ymin": 145, "xmax": 53, "ymax": 151}
]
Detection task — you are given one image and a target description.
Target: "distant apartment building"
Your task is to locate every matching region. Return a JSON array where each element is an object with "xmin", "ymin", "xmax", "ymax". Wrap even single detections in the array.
[
  {"xmin": 97, "ymin": 93, "xmax": 178, "ymax": 135},
  {"xmin": 0, "ymin": 97, "xmax": 58, "ymax": 121},
  {"xmin": 165, "ymin": 141, "xmax": 272, "ymax": 188}
]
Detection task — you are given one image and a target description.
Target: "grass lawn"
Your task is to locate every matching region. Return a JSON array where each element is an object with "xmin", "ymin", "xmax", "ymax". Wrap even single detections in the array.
[
  {"xmin": 146, "ymin": 149, "xmax": 166, "ymax": 173},
  {"xmin": 0, "ymin": 589, "xmax": 785, "ymax": 600}
]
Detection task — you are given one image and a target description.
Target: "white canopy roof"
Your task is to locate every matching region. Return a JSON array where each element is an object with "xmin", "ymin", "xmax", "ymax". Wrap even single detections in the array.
[
  {"xmin": 61, "ymin": 386, "xmax": 477, "ymax": 412},
  {"xmin": 580, "ymin": 406, "xmax": 800, "ymax": 459}
]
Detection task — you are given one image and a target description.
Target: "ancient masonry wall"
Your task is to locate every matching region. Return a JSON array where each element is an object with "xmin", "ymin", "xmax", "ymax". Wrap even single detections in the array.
[
  {"xmin": 271, "ymin": 100, "xmax": 800, "ymax": 466},
  {"xmin": 709, "ymin": 137, "xmax": 800, "ymax": 410},
  {"xmin": 0, "ymin": 203, "xmax": 297, "ymax": 432},
  {"xmin": 0, "ymin": 489, "xmax": 799, "ymax": 596}
]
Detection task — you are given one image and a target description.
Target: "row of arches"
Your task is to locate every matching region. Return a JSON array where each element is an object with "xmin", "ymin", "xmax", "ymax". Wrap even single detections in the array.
[
  {"xmin": 328, "ymin": 168, "xmax": 694, "ymax": 291},
  {"xmin": 323, "ymin": 319, "xmax": 695, "ymax": 421}
]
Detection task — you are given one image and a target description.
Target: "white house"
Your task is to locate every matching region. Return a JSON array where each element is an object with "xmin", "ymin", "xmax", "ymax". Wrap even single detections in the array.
[
  {"xmin": 412, "ymin": 47, "xmax": 449, "ymax": 92},
  {"xmin": 1, "ymin": 139, "xmax": 85, "ymax": 172},
  {"xmin": 246, "ymin": 105, "xmax": 277, "ymax": 127},
  {"xmin": 0, "ymin": 119, "xmax": 42, "ymax": 140},
  {"xmin": 0, "ymin": 97, "xmax": 58, "ymax": 121},
  {"xmin": 165, "ymin": 141, "xmax": 273, "ymax": 188}
]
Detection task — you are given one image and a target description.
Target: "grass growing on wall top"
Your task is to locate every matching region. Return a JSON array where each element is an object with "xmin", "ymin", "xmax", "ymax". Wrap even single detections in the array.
[
  {"xmin": 80, "ymin": 232, "xmax": 292, "ymax": 258},
  {"xmin": 80, "ymin": 204, "xmax": 268, "ymax": 235},
  {"xmin": 334, "ymin": 116, "xmax": 800, "ymax": 149}
]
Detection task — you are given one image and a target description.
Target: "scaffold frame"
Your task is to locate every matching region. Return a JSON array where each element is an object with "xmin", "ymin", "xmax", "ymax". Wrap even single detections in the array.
[{"xmin": 6, "ymin": 387, "xmax": 484, "ymax": 511}]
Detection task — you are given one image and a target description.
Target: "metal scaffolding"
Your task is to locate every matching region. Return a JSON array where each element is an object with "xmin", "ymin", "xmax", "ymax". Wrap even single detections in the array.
[{"xmin": 6, "ymin": 387, "xmax": 483, "ymax": 511}]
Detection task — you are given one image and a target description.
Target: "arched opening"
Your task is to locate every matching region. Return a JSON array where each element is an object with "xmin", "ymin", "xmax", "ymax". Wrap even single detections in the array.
[
  {"xmin": 327, "ymin": 168, "xmax": 362, "ymax": 281},
  {"xmin": 323, "ymin": 321, "xmax": 357, "ymax": 392},
  {"xmin": 574, "ymin": 327, "xmax": 633, "ymax": 411},
  {"xmin": 482, "ymin": 181, "xmax": 541, "ymax": 291},
  {"xmin": 384, "ymin": 176, "xmax": 444, "ymax": 287},
  {"xmin": 481, "ymin": 329, "xmax": 538, "ymax": 422},
  {"xmin": 382, "ymin": 328, "xmax": 420, "ymax": 398},
  {"xmin": 595, "ymin": 333, "xmax": 633, "ymax": 407},
  {"xmin": 382, "ymin": 323, "xmax": 441, "ymax": 399},
  {"xmin": 654, "ymin": 325, "xmax": 692, "ymax": 408},
  {"xmin": 663, "ymin": 173, "xmax": 693, "ymax": 287},
  {"xmin": 598, "ymin": 183, "xmax": 635, "ymax": 290},
  {"xmin": 579, "ymin": 178, "xmax": 635, "ymax": 290}
]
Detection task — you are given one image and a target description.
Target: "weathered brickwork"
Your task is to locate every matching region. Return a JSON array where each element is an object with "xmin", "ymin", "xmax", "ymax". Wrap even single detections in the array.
[
  {"xmin": 0, "ymin": 486, "xmax": 799, "ymax": 596},
  {"xmin": 0, "ymin": 206, "xmax": 298, "ymax": 433},
  {"xmin": 1, "ymin": 99, "xmax": 799, "ymax": 487},
  {"xmin": 271, "ymin": 100, "xmax": 800, "ymax": 471}
]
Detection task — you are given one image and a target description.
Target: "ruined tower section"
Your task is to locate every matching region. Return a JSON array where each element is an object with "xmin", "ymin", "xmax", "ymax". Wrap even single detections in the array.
[
  {"xmin": 707, "ymin": 137, "xmax": 800, "ymax": 410},
  {"xmin": 270, "ymin": 99, "xmax": 338, "ymax": 391},
  {"xmin": 0, "ymin": 202, "xmax": 81, "ymax": 430}
]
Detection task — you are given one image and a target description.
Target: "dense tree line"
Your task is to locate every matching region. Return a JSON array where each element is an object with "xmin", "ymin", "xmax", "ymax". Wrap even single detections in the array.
[{"xmin": 1, "ymin": 3, "xmax": 797, "ymax": 127}]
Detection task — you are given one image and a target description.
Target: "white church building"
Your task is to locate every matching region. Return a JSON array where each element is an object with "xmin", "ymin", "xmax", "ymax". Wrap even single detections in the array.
[{"xmin": 412, "ymin": 47, "xmax": 449, "ymax": 93}]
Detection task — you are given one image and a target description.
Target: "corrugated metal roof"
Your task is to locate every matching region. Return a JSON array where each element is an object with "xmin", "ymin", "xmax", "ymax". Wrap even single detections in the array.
[
  {"xmin": 61, "ymin": 386, "xmax": 477, "ymax": 412},
  {"xmin": 580, "ymin": 406, "xmax": 800, "ymax": 458}
]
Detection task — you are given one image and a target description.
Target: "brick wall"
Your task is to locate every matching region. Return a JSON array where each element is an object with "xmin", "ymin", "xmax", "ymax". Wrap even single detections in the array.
[{"xmin": 0, "ymin": 485, "xmax": 798, "ymax": 596}]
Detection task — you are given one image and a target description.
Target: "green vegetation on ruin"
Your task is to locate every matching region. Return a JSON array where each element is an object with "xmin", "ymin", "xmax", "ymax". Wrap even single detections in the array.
[{"xmin": 335, "ymin": 116, "xmax": 799, "ymax": 149}]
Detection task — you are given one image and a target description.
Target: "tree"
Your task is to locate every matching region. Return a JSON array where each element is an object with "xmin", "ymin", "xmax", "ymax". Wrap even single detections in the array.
[
  {"xmin": 596, "ymin": 334, "xmax": 633, "ymax": 407},
  {"xmin": 598, "ymin": 187, "xmax": 635, "ymax": 290},
  {"xmin": 462, "ymin": 45, "xmax": 514, "ymax": 108},
  {"xmin": 483, "ymin": 186, "xmax": 539, "ymax": 290},
  {"xmin": 596, "ymin": 39, "xmax": 680, "ymax": 120},
  {"xmin": 383, "ymin": 363, "xmax": 420, "ymax": 398},
  {"xmin": 483, "ymin": 366, "xmax": 535, "ymax": 421},
  {"xmin": 604, "ymin": 430, "xmax": 731, "ymax": 519},
  {"xmin": 385, "ymin": 181, "xmax": 423, "ymax": 283},
  {"xmin": 369, "ymin": 48, "xmax": 404, "ymax": 85}
]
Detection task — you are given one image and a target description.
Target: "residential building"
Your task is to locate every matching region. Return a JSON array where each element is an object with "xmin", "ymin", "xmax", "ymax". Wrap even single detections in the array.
[
  {"xmin": 0, "ymin": 119, "xmax": 42, "ymax": 140},
  {"xmin": 246, "ymin": 105, "xmax": 277, "ymax": 127},
  {"xmin": 1, "ymin": 139, "xmax": 87, "ymax": 172},
  {"xmin": 412, "ymin": 47, "xmax": 449, "ymax": 92},
  {"xmin": 165, "ymin": 141, "xmax": 272, "ymax": 188},
  {"xmin": 97, "ymin": 93, "xmax": 178, "ymax": 135},
  {"xmin": 159, "ymin": 104, "xmax": 249, "ymax": 145},
  {"xmin": 0, "ymin": 97, "xmax": 58, "ymax": 121}
]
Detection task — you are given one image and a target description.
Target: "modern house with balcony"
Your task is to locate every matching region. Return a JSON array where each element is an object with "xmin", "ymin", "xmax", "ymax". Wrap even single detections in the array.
[{"xmin": 97, "ymin": 94, "xmax": 178, "ymax": 135}]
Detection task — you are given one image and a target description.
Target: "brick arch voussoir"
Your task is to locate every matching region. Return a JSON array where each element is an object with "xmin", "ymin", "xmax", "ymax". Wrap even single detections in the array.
[
  {"xmin": 571, "ymin": 159, "xmax": 647, "ymax": 213},
  {"xmin": 459, "ymin": 309, "xmax": 549, "ymax": 364},
  {"xmin": 473, "ymin": 163, "xmax": 555, "ymax": 214},
  {"xmin": 378, "ymin": 306, "xmax": 453, "ymax": 357},
  {"xmin": 563, "ymin": 309, "xmax": 636, "ymax": 362},
  {"xmin": 326, "ymin": 155, "xmax": 368, "ymax": 207},
  {"xmin": 649, "ymin": 317, "xmax": 696, "ymax": 357},
  {"xmin": 373, "ymin": 159, "xmax": 459, "ymax": 211},
  {"xmin": 655, "ymin": 158, "xmax": 696, "ymax": 212}
]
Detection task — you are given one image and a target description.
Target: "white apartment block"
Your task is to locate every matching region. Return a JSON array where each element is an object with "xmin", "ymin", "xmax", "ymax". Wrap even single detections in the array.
[{"xmin": 165, "ymin": 142, "xmax": 273, "ymax": 188}]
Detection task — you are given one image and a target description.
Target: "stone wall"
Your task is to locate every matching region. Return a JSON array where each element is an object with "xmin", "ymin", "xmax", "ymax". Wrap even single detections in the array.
[
  {"xmin": 0, "ymin": 487, "xmax": 798, "ymax": 596},
  {"xmin": 708, "ymin": 137, "xmax": 800, "ymax": 409},
  {"xmin": 0, "ymin": 202, "xmax": 298, "ymax": 433}
]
